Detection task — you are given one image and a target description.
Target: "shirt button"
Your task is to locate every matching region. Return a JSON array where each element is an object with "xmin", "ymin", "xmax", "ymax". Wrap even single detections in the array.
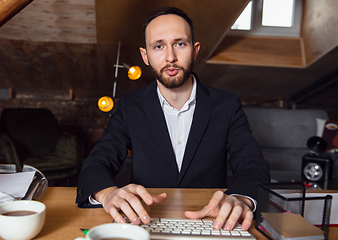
[{"xmin": 178, "ymin": 141, "xmax": 182, "ymax": 145}]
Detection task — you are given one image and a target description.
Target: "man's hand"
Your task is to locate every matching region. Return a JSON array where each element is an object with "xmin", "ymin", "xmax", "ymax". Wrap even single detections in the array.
[
  {"xmin": 184, "ymin": 190, "xmax": 254, "ymax": 231},
  {"xmin": 94, "ymin": 184, "xmax": 167, "ymax": 225}
]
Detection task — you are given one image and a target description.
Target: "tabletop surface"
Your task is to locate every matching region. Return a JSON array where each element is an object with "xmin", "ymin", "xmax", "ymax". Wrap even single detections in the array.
[{"xmin": 1, "ymin": 187, "xmax": 337, "ymax": 240}]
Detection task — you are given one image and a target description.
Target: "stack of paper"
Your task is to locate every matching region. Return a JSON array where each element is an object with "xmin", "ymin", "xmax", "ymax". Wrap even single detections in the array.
[
  {"xmin": 0, "ymin": 171, "xmax": 35, "ymax": 204},
  {"xmin": 260, "ymin": 213, "xmax": 324, "ymax": 240}
]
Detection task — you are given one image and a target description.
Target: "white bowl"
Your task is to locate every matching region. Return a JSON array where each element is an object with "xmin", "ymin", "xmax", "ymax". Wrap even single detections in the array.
[{"xmin": 0, "ymin": 200, "xmax": 46, "ymax": 240}]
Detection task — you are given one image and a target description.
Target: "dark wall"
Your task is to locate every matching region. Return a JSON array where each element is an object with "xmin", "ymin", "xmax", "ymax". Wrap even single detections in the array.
[{"xmin": 0, "ymin": 92, "xmax": 110, "ymax": 163}]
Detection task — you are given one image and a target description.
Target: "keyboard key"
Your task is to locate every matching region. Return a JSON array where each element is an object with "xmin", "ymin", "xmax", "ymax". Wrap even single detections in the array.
[
  {"xmin": 231, "ymin": 231, "xmax": 242, "ymax": 236},
  {"xmin": 241, "ymin": 232, "xmax": 252, "ymax": 236},
  {"xmin": 212, "ymin": 231, "xmax": 221, "ymax": 235}
]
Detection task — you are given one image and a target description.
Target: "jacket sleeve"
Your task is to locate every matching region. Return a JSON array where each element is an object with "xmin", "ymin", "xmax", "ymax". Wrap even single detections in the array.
[
  {"xmin": 224, "ymin": 95, "xmax": 270, "ymax": 201},
  {"xmin": 76, "ymin": 95, "xmax": 131, "ymax": 207}
]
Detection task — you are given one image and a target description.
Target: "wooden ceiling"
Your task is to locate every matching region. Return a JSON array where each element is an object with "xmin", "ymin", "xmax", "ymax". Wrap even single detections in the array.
[{"xmin": 0, "ymin": 0, "xmax": 337, "ymax": 110}]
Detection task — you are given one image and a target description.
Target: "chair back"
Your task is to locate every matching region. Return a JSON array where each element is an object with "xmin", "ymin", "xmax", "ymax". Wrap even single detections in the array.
[{"xmin": 1, "ymin": 108, "xmax": 62, "ymax": 161}]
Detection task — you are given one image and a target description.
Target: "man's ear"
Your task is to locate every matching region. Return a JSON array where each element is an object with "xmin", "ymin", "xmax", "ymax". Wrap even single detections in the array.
[
  {"xmin": 139, "ymin": 47, "xmax": 149, "ymax": 66},
  {"xmin": 193, "ymin": 42, "xmax": 201, "ymax": 60}
]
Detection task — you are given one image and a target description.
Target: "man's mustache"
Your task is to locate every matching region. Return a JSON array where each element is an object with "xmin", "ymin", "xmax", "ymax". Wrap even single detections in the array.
[{"xmin": 160, "ymin": 64, "xmax": 185, "ymax": 74}]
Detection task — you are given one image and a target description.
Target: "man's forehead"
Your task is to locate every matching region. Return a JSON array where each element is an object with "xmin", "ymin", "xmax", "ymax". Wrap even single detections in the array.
[{"xmin": 145, "ymin": 14, "xmax": 191, "ymax": 43}]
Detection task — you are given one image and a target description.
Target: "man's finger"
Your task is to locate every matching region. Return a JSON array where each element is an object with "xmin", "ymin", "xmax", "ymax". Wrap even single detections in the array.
[
  {"xmin": 108, "ymin": 204, "xmax": 126, "ymax": 223},
  {"xmin": 240, "ymin": 209, "xmax": 253, "ymax": 230},
  {"xmin": 184, "ymin": 205, "xmax": 210, "ymax": 219},
  {"xmin": 213, "ymin": 200, "xmax": 233, "ymax": 230},
  {"xmin": 208, "ymin": 190, "xmax": 226, "ymax": 211},
  {"xmin": 223, "ymin": 204, "xmax": 242, "ymax": 230},
  {"xmin": 126, "ymin": 184, "xmax": 155, "ymax": 205},
  {"xmin": 153, "ymin": 192, "xmax": 167, "ymax": 203},
  {"xmin": 122, "ymin": 191, "xmax": 150, "ymax": 224}
]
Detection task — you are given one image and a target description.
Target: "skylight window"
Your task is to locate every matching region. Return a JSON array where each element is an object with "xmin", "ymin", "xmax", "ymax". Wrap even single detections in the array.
[
  {"xmin": 229, "ymin": 0, "xmax": 302, "ymax": 37},
  {"xmin": 231, "ymin": 1, "xmax": 252, "ymax": 30},
  {"xmin": 262, "ymin": 0, "xmax": 294, "ymax": 27}
]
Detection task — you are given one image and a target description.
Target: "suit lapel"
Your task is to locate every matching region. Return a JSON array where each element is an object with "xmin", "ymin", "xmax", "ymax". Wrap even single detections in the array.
[
  {"xmin": 142, "ymin": 82, "xmax": 179, "ymax": 175},
  {"xmin": 178, "ymin": 78, "xmax": 214, "ymax": 185}
]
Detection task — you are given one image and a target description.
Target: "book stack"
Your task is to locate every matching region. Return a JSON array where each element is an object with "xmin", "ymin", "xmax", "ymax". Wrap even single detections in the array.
[{"xmin": 260, "ymin": 213, "xmax": 325, "ymax": 240}]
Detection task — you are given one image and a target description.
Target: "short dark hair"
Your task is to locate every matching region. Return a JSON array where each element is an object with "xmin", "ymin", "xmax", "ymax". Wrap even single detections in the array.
[{"xmin": 142, "ymin": 6, "xmax": 195, "ymax": 47}]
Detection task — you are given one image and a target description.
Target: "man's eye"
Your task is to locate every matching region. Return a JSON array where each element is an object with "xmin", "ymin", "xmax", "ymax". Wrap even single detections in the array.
[
  {"xmin": 155, "ymin": 45, "xmax": 162, "ymax": 49},
  {"xmin": 176, "ymin": 42, "xmax": 185, "ymax": 47}
]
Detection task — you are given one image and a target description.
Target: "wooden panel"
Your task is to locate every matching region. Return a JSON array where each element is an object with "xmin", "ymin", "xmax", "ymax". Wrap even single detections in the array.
[
  {"xmin": 302, "ymin": 0, "xmax": 338, "ymax": 66},
  {"xmin": 207, "ymin": 36, "xmax": 305, "ymax": 68},
  {"xmin": 0, "ymin": 0, "xmax": 96, "ymax": 44}
]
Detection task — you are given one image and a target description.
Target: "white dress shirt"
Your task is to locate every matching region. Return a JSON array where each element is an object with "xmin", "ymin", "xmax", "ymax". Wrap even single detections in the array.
[{"xmin": 157, "ymin": 76, "xmax": 197, "ymax": 172}]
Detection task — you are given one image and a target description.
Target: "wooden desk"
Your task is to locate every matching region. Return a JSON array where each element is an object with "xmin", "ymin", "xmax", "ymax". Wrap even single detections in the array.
[{"xmin": 7, "ymin": 187, "xmax": 337, "ymax": 240}]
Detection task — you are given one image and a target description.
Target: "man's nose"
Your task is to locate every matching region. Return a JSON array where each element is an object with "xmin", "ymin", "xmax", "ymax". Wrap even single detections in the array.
[{"xmin": 166, "ymin": 47, "xmax": 178, "ymax": 63}]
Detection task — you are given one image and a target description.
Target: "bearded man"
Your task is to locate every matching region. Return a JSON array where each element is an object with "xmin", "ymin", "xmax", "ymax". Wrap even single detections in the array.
[{"xmin": 76, "ymin": 6, "xmax": 270, "ymax": 231}]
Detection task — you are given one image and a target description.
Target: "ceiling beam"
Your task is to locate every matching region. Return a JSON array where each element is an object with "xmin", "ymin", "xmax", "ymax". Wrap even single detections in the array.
[
  {"xmin": 0, "ymin": 0, "xmax": 34, "ymax": 28},
  {"xmin": 290, "ymin": 69, "xmax": 338, "ymax": 108}
]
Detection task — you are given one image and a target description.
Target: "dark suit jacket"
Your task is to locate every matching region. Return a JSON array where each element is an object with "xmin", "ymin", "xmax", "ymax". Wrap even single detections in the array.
[{"xmin": 76, "ymin": 74, "xmax": 270, "ymax": 207}]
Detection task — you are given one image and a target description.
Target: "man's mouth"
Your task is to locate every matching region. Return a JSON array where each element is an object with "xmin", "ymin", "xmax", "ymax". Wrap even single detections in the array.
[{"xmin": 164, "ymin": 67, "xmax": 180, "ymax": 76}]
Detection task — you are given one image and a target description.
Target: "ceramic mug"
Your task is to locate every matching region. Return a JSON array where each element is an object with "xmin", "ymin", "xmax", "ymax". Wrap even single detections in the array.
[
  {"xmin": 0, "ymin": 200, "xmax": 46, "ymax": 240},
  {"xmin": 74, "ymin": 223, "xmax": 150, "ymax": 240}
]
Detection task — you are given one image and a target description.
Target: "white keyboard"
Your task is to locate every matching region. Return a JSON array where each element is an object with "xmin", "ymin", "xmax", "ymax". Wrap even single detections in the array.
[{"xmin": 123, "ymin": 217, "xmax": 256, "ymax": 239}]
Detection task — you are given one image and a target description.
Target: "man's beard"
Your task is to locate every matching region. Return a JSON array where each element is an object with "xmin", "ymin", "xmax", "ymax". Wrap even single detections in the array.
[{"xmin": 149, "ymin": 59, "xmax": 194, "ymax": 89}]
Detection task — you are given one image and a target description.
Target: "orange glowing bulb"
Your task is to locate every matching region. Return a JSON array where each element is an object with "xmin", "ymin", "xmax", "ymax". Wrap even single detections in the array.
[
  {"xmin": 98, "ymin": 96, "xmax": 114, "ymax": 112},
  {"xmin": 128, "ymin": 66, "xmax": 142, "ymax": 80}
]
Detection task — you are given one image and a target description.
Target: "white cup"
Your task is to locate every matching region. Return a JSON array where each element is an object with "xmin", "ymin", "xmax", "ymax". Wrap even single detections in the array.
[
  {"xmin": 74, "ymin": 223, "xmax": 150, "ymax": 240},
  {"xmin": 0, "ymin": 200, "xmax": 46, "ymax": 240}
]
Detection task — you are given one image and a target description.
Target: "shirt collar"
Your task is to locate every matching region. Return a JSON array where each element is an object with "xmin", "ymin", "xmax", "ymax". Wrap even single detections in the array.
[{"xmin": 157, "ymin": 75, "xmax": 197, "ymax": 109}]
